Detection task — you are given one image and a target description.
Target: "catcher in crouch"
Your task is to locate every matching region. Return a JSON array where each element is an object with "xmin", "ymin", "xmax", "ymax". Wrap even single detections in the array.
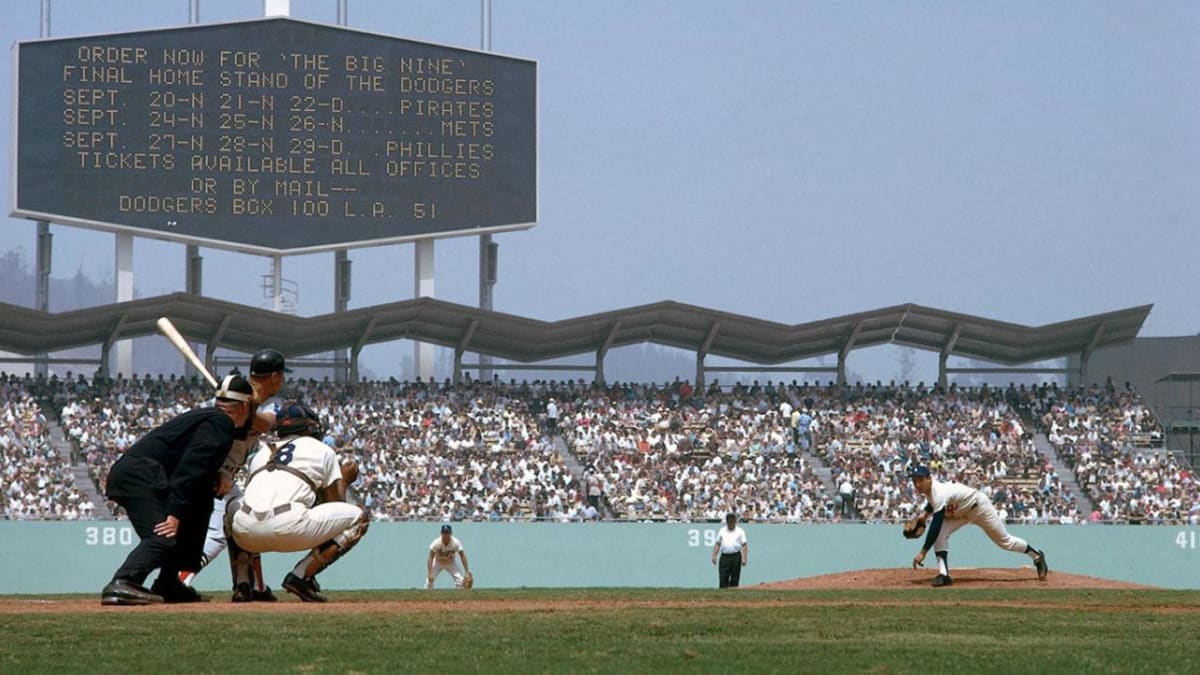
[
  {"xmin": 227, "ymin": 403, "xmax": 369, "ymax": 602},
  {"xmin": 904, "ymin": 465, "xmax": 1047, "ymax": 587}
]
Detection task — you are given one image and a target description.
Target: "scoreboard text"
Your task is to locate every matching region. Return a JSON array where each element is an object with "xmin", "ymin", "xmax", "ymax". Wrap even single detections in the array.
[{"xmin": 13, "ymin": 18, "xmax": 536, "ymax": 253}]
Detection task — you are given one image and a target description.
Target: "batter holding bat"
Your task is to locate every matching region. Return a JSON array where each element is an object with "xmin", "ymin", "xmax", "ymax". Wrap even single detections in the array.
[
  {"xmin": 178, "ymin": 348, "xmax": 288, "ymax": 601},
  {"xmin": 905, "ymin": 465, "xmax": 1048, "ymax": 587}
]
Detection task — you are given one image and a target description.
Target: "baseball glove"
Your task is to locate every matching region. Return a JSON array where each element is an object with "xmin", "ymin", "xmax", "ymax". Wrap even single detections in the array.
[
  {"xmin": 339, "ymin": 458, "xmax": 359, "ymax": 485},
  {"xmin": 462, "ymin": 572, "xmax": 474, "ymax": 590},
  {"xmin": 902, "ymin": 516, "xmax": 926, "ymax": 540}
]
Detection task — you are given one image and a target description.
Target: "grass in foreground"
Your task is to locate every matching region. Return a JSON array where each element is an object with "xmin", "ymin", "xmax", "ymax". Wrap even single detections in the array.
[{"xmin": 1, "ymin": 589, "xmax": 1198, "ymax": 674}]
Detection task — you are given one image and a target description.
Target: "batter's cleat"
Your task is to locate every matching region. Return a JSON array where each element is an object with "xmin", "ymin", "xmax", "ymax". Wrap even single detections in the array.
[
  {"xmin": 177, "ymin": 571, "xmax": 196, "ymax": 587},
  {"xmin": 1034, "ymin": 549, "xmax": 1049, "ymax": 580},
  {"xmin": 101, "ymin": 579, "xmax": 165, "ymax": 606},
  {"xmin": 931, "ymin": 574, "xmax": 953, "ymax": 588},
  {"xmin": 231, "ymin": 583, "xmax": 254, "ymax": 603},
  {"xmin": 251, "ymin": 586, "xmax": 278, "ymax": 602},
  {"xmin": 151, "ymin": 577, "xmax": 209, "ymax": 603},
  {"xmin": 283, "ymin": 573, "xmax": 328, "ymax": 603}
]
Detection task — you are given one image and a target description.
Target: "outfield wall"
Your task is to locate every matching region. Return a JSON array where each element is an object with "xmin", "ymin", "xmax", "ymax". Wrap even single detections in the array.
[{"xmin": 2, "ymin": 522, "xmax": 1197, "ymax": 594}]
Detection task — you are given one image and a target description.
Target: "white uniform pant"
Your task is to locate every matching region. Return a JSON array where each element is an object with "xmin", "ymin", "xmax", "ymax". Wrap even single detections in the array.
[
  {"xmin": 933, "ymin": 494, "xmax": 1028, "ymax": 554},
  {"xmin": 201, "ymin": 484, "xmax": 242, "ymax": 564},
  {"xmin": 427, "ymin": 560, "xmax": 465, "ymax": 589},
  {"xmin": 232, "ymin": 501, "xmax": 363, "ymax": 553}
]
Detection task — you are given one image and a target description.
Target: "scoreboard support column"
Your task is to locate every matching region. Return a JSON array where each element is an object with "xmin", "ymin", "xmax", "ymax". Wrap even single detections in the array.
[
  {"xmin": 114, "ymin": 232, "xmax": 134, "ymax": 377},
  {"xmin": 414, "ymin": 238, "xmax": 436, "ymax": 381}
]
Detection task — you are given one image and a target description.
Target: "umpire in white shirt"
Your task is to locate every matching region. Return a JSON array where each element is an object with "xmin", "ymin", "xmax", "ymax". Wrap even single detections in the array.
[{"xmin": 711, "ymin": 512, "xmax": 748, "ymax": 588}]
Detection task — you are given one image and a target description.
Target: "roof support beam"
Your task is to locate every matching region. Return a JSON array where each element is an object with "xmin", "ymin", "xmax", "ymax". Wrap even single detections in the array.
[
  {"xmin": 595, "ymin": 321, "xmax": 621, "ymax": 385},
  {"xmin": 454, "ymin": 319, "xmax": 479, "ymax": 384},
  {"xmin": 1078, "ymin": 324, "xmax": 1106, "ymax": 386},
  {"xmin": 938, "ymin": 323, "xmax": 962, "ymax": 388},
  {"xmin": 99, "ymin": 314, "xmax": 130, "ymax": 378},
  {"xmin": 349, "ymin": 317, "xmax": 378, "ymax": 384},
  {"xmin": 837, "ymin": 321, "xmax": 864, "ymax": 386},
  {"xmin": 695, "ymin": 322, "xmax": 721, "ymax": 391},
  {"xmin": 204, "ymin": 314, "xmax": 232, "ymax": 376}
]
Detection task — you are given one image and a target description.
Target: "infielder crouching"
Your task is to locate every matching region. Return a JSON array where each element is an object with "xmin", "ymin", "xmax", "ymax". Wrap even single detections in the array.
[
  {"xmin": 227, "ymin": 403, "xmax": 369, "ymax": 602},
  {"xmin": 427, "ymin": 525, "xmax": 472, "ymax": 589},
  {"xmin": 908, "ymin": 465, "xmax": 1048, "ymax": 587}
]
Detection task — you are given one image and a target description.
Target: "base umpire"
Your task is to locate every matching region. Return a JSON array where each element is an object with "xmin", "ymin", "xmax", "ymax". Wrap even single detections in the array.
[{"xmin": 711, "ymin": 512, "xmax": 749, "ymax": 588}]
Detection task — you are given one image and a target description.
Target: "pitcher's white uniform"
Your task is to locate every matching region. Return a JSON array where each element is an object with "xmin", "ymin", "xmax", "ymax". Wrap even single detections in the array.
[
  {"xmin": 231, "ymin": 434, "xmax": 362, "ymax": 553},
  {"xmin": 927, "ymin": 479, "xmax": 1029, "ymax": 554},
  {"xmin": 427, "ymin": 535, "xmax": 466, "ymax": 588}
]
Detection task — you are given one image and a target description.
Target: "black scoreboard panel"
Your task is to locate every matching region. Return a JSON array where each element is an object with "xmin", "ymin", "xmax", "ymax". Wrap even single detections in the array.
[{"xmin": 13, "ymin": 18, "xmax": 536, "ymax": 253}]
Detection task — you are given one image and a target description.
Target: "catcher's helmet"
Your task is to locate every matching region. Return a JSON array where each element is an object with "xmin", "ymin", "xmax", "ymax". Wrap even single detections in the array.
[{"xmin": 274, "ymin": 402, "xmax": 326, "ymax": 439}]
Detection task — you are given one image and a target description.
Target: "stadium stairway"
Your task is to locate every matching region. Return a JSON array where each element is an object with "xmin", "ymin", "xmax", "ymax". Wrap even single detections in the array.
[
  {"xmin": 553, "ymin": 435, "xmax": 616, "ymax": 520},
  {"xmin": 1031, "ymin": 432, "xmax": 1095, "ymax": 517},
  {"xmin": 47, "ymin": 420, "xmax": 114, "ymax": 519},
  {"xmin": 799, "ymin": 445, "xmax": 838, "ymax": 497}
]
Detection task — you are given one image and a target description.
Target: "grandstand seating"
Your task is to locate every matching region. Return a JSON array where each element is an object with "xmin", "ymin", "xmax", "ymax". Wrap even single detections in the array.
[
  {"xmin": 0, "ymin": 375, "xmax": 94, "ymax": 519},
  {"xmin": 1, "ymin": 372, "xmax": 1195, "ymax": 524}
]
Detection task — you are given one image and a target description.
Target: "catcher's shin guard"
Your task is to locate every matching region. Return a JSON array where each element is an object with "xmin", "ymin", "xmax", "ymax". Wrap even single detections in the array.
[{"xmin": 300, "ymin": 510, "xmax": 371, "ymax": 579}]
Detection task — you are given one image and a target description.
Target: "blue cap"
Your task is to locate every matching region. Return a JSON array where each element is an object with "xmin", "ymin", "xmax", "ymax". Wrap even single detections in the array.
[
  {"xmin": 909, "ymin": 465, "xmax": 931, "ymax": 478},
  {"xmin": 440, "ymin": 524, "xmax": 452, "ymax": 533}
]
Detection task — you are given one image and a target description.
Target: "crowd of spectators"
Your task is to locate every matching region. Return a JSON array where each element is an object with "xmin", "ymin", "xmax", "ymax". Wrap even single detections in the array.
[
  {"xmin": 0, "ymin": 374, "xmax": 94, "ymax": 519},
  {"xmin": 2, "ymin": 370, "xmax": 1195, "ymax": 525},
  {"xmin": 1032, "ymin": 381, "xmax": 1198, "ymax": 524}
]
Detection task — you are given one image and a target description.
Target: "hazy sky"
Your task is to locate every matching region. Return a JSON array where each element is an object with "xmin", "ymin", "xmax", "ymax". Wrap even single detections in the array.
[{"xmin": 2, "ymin": 1, "xmax": 1197, "ymax": 380}]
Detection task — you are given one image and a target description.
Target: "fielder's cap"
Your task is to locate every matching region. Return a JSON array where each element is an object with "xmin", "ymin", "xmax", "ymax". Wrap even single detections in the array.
[
  {"xmin": 250, "ymin": 349, "xmax": 291, "ymax": 375},
  {"xmin": 908, "ymin": 465, "xmax": 931, "ymax": 478},
  {"xmin": 440, "ymin": 524, "xmax": 453, "ymax": 533},
  {"xmin": 725, "ymin": 512, "xmax": 737, "ymax": 521},
  {"xmin": 215, "ymin": 373, "xmax": 253, "ymax": 403}
]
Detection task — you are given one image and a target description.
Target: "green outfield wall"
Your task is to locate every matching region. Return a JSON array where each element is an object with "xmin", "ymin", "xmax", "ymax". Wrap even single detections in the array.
[{"xmin": 1, "ymin": 522, "xmax": 1197, "ymax": 594}]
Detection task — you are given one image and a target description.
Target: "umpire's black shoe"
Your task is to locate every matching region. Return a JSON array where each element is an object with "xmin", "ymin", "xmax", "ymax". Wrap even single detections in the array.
[
  {"xmin": 1033, "ymin": 549, "xmax": 1049, "ymax": 580},
  {"xmin": 151, "ymin": 577, "xmax": 209, "ymax": 603},
  {"xmin": 252, "ymin": 586, "xmax": 279, "ymax": 602},
  {"xmin": 101, "ymin": 579, "xmax": 165, "ymax": 606},
  {"xmin": 931, "ymin": 574, "xmax": 953, "ymax": 588},
  {"xmin": 283, "ymin": 573, "xmax": 328, "ymax": 603}
]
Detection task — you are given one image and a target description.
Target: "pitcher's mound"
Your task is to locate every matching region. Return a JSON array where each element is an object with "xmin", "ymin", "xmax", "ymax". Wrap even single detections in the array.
[{"xmin": 755, "ymin": 567, "xmax": 1153, "ymax": 590}]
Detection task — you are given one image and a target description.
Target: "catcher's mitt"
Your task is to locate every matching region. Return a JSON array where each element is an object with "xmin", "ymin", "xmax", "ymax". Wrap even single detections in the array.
[
  {"xmin": 462, "ymin": 572, "xmax": 474, "ymax": 590},
  {"xmin": 902, "ymin": 516, "xmax": 926, "ymax": 540}
]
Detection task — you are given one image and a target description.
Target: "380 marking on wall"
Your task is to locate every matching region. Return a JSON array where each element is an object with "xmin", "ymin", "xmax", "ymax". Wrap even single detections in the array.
[{"xmin": 85, "ymin": 526, "xmax": 134, "ymax": 546}]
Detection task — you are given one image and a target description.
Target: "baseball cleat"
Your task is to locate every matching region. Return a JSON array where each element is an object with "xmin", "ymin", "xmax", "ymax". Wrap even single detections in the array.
[
  {"xmin": 100, "ymin": 579, "xmax": 165, "ymax": 606},
  {"xmin": 931, "ymin": 574, "xmax": 953, "ymax": 587},
  {"xmin": 151, "ymin": 577, "xmax": 209, "ymax": 603},
  {"xmin": 1034, "ymin": 550, "xmax": 1049, "ymax": 580},
  {"xmin": 252, "ymin": 586, "xmax": 279, "ymax": 602},
  {"xmin": 283, "ymin": 573, "xmax": 328, "ymax": 603},
  {"xmin": 231, "ymin": 583, "xmax": 254, "ymax": 603}
]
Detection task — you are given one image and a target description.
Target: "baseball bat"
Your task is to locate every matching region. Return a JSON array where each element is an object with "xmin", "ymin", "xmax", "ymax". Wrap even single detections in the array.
[{"xmin": 156, "ymin": 316, "xmax": 219, "ymax": 389}]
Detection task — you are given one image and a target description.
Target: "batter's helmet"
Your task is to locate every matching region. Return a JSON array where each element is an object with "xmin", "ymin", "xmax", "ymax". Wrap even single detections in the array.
[{"xmin": 274, "ymin": 402, "xmax": 326, "ymax": 439}]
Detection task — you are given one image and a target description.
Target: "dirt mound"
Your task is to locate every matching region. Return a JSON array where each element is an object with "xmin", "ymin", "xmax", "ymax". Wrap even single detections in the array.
[{"xmin": 755, "ymin": 567, "xmax": 1153, "ymax": 590}]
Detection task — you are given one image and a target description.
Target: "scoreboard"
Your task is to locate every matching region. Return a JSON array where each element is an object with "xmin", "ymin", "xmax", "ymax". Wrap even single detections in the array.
[{"xmin": 11, "ymin": 18, "xmax": 536, "ymax": 254}]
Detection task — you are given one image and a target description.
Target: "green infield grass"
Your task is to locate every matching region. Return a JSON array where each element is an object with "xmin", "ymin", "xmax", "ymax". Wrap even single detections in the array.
[{"xmin": 1, "ymin": 589, "xmax": 1198, "ymax": 674}]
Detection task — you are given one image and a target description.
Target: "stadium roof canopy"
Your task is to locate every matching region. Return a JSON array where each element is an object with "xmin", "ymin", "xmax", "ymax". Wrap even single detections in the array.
[{"xmin": 0, "ymin": 295, "xmax": 1151, "ymax": 384}]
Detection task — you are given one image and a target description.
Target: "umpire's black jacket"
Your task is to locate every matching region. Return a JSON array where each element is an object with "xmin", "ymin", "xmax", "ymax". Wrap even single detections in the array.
[{"xmin": 106, "ymin": 408, "xmax": 237, "ymax": 518}]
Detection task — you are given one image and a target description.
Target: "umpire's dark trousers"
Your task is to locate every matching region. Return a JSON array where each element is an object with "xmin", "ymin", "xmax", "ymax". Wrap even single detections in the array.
[
  {"xmin": 106, "ymin": 456, "xmax": 208, "ymax": 585},
  {"xmin": 718, "ymin": 552, "xmax": 743, "ymax": 588}
]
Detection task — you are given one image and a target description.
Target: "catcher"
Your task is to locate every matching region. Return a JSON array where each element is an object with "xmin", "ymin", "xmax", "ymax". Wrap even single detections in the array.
[
  {"xmin": 226, "ymin": 402, "xmax": 369, "ymax": 602},
  {"xmin": 426, "ymin": 524, "xmax": 473, "ymax": 589}
]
